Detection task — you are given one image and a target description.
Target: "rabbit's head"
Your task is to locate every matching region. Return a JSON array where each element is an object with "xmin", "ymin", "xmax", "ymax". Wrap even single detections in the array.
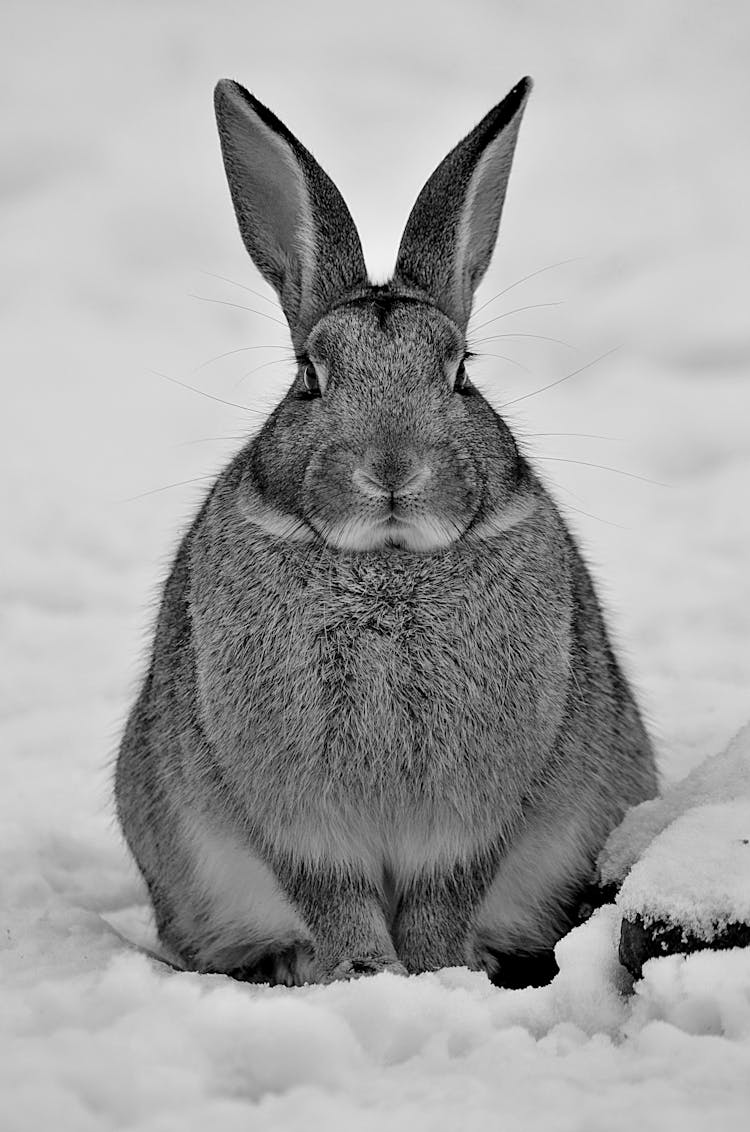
[{"xmin": 214, "ymin": 78, "xmax": 533, "ymax": 552}]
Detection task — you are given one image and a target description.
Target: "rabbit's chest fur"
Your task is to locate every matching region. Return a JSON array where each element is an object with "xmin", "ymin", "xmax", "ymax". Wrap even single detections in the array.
[{"xmin": 189, "ymin": 494, "xmax": 572, "ymax": 867}]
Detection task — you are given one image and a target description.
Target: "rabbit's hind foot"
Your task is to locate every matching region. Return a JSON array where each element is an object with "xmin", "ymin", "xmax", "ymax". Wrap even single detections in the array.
[{"xmin": 479, "ymin": 946, "xmax": 559, "ymax": 989}]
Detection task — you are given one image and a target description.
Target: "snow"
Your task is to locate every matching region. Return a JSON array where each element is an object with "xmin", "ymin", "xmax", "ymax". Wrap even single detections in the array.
[
  {"xmin": 617, "ymin": 800, "xmax": 750, "ymax": 936},
  {"xmin": 601, "ymin": 722, "xmax": 750, "ymax": 888},
  {"xmin": 3, "ymin": 0, "xmax": 750, "ymax": 1129},
  {"xmin": 600, "ymin": 724, "xmax": 750, "ymax": 939}
]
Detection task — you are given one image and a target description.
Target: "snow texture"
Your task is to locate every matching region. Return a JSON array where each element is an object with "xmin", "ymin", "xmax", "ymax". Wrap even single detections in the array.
[
  {"xmin": 3, "ymin": 1, "xmax": 750, "ymax": 1129},
  {"xmin": 602, "ymin": 724, "xmax": 750, "ymax": 938},
  {"xmin": 601, "ymin": 723, "xmax": 750, "ymax": 888},
  {"xmin": 617, "ymin": 799, "xmax": 750, "ymax": 935}
]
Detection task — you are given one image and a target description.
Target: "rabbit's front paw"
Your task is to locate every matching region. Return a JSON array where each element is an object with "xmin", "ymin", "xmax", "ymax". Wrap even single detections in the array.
[
  {"xmin": 228, "ymin": 940, "xmax": 315, "ymax": 987},
  {"xmin": 321, "ymin": 956, "xmax": 408, "ymax": 983},
  {"xmin": 271, "ymin": 941, "xmax": 316, "ymax": 987}
]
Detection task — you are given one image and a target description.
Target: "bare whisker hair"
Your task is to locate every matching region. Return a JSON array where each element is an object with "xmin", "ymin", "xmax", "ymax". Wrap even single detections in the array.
[
  {"xmin": 174, "ymin": 435, "xmax": 250, "ymax": 448},
  {"xmin": 470, "ymin": 301, "xmax": 564, "ymax": 334},
  {"xmin": 149, "ymin": 368, "xmax": 253, "ymax": 414},
  {"xmin": 123, "ymin": 475, "xmax": 217, "ymax": 503},
  {"xmin": 469, "ymin": 351, "xmax": 532, "ymax": 375},
  {"xmin": 534, "ymin": 455, "xmax": 668, "ymax": 489},
  {"xmin": 471, "ymin": 257, "xmax": 582, "ymax": 318},
  {"xmin": 469, "ymin": 332, "xmax": 577, "ymax": 351},
  {"xmin": 198, "ymin": 269, "xmax": 283, "ymax": 312},
  {"xmin": 194, "ymin": 344, "xmax": 294, "ymax": 373},
  {"xmin": 524, "ymin": 431, "xmax": 624, "ymax": 443},
  {"xmin": 189, "ymin": 292, "xmax": 288, "ymax": 328},
  {"xmin": 233, "ymin": 356, "xmax": 294, "ymax": 390},
  {"xmin": 502, "ymin": 347, "xmax": 621, "ymax": 408}
]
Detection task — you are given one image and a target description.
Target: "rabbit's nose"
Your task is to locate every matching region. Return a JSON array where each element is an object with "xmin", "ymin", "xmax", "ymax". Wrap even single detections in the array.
[
  {"xmin": 352, "ymin": 464, "xmax": 432, "ymax": 499},
  {"xmin": 395, "ymin": 465, "xmax": 432, "ymax": 495}
]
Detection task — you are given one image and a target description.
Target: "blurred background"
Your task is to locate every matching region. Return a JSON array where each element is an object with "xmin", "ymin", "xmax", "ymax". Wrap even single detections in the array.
[{"xmin": 2, "ymin": 0, "xmax": 750, "ymax": 837}]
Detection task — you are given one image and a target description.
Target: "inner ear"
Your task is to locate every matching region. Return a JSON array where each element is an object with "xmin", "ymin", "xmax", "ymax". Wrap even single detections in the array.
[
  {"xmin": 216, "ymin": 87, "xmax": 315, "ymax": 305},
  {"xmin": 214, "ymin": 80, "xmax": 368, "ymax": 349},
  {"xmin": 459, "ymin": 131, "xmax": 521, "ymax": 295},
  {"xmin": 393, "ymin": 78, "xmax": 532, "ymax": 331}
]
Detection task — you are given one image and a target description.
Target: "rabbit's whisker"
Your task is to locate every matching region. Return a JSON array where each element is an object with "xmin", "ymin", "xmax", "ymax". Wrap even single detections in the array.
[
  {"xmin": 123, "ymin": 475, "xmax": 216, "ymax": 503},
  {"xmin": 469, "ymin": 332, "xmax": 577, "ymax": 351},
  {"xmin": 189, "ymin": 293, "xmax": 288, "ymax": 328},
  {"xmin": 470, "ymin": 301, "xmax": 563, "ymax": 334},
  {"xmin": 546, "ymin": 483, "xmax": 629, "ymax": 530},
  {"xmin": 174, "ymin": 435, "xmax": 250, "ymax": 448},
  {"xmin": 469, "ymin": 352, "xmax": 531, "ymax": 375},
  {"xmin": 503, "ymin": 347, "xmax": 620, "ymax": 408},
  {"xmin": 234, "ymin": 356, "xmax": 294, "ymax": 390},
  {"xmin": 471, "ymin": 257, "xmax": 582, "ymax": 317},
  {"xmin": 194, "ymin": 344, "xmax": 294, "ymax": 373},
  {"xmin": 150, "ymin": 369, "xmax": 252, "ymax": 414},
  {"xmin": 534, "ymin": 456, "xmax": 667, "ymax": 489},
  {"xmin": 198, "ymin": 269, "xmax": 283, "ymax": 312},
  {"xmin": 524, "ymin": 432, "xmax": 624, "ymax": 443}
]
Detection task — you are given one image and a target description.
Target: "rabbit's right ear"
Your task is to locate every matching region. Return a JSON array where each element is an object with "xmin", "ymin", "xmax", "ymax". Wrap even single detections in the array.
[
  {"xmin": 214, "ymin": 81, "xmax": 368, "ymax": 350},
  {"xmin": 394, "ymin": 78, "xmax": 532, "ymax": 333}
]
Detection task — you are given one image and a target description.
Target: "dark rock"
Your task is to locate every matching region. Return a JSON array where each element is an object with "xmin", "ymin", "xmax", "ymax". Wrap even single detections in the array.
[{"xmin": 619, "ymin": 913, "xmax": 750, "ymax": 979}]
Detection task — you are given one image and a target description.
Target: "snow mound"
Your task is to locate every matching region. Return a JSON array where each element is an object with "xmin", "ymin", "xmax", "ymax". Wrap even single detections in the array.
[
  {"xmin": 600, "ymin": 722, "xmax": 750, "ymax": 888},
  {"xmin": 3, "ymin": 906, "xmax": 750, "ymax": 1132},
  {"xmin": 617, "ymin": 800, "xmax": 750, "ymax": 936},
  {"xmin": 627, "ymin": 945, "xmax": 750, "ymax": 1040}
]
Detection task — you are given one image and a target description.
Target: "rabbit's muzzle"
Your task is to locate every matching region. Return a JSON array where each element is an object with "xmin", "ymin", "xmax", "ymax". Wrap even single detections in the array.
[
  {"xmin": 351, "ymin": 462, "xmax": 432, "ymax": 501},
  {"xmin": 305, "ymin": 441, "xmax": 480, "ymax": 553}
]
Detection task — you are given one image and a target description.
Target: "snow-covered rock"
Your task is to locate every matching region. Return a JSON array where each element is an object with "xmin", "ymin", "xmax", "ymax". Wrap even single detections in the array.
[
  {"xmin": 598, "ymin": 725, "xmax": 750, "ymax": 977},
  {"xmin": 600, "ymin": 723, "xmax": 750, "ymax": 888},
  {"xmin": 617, "ymin": 800, "xmax": 750, "ymax": 937}
]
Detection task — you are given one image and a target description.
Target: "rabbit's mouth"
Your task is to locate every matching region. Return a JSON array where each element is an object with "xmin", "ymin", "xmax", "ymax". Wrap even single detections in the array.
[
  {"xmin": 238, "ymin": 474, "xmax": 467, "ymax": 552},
  {"xmin": 309, "ymin": 492, "xmax": 539, "ymax": 552},
  {"xmin": 314, "ymin": 511, "xmax": 465, "ymax": 553},
  {"xmin": 381, "ymin": 514, "xmax": 440, "ymax": 551},
  {"xmin": 302, "ymin": 445, "xmax": 481, "ymax": 552}
]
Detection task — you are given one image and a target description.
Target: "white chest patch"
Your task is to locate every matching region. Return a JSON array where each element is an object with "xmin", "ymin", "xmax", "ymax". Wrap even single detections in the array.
[{"xmin": 263, "ymin": 803, "xmax": 490, "ymax": 888}]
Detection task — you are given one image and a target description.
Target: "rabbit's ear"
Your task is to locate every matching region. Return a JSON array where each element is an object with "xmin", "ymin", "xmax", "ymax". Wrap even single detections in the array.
[
  {"xmin": 214, "ymin": 80, "xmax": 368, "ymax": 348},
  {"xmin": 394, "ymin": 78, "xmax": 532, "ymax": 332}
]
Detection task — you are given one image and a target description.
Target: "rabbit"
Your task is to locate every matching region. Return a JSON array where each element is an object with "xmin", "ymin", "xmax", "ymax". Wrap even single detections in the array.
[{"xmin": 115, "ymin": 75, "xmax": 657, "ymax": 988}]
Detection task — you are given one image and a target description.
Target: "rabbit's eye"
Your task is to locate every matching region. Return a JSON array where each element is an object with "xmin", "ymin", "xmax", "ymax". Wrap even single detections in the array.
[
  {"xmin": 303, "ymin": 363, "xmax": 321, "ymax": 397},
  {"xmin": 453, "ymin": 361, "xmax": 469, "ymax": 393}
]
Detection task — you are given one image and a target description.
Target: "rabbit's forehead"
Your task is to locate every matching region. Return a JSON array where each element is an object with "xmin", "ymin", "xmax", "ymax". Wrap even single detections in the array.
[{"xmin": 306, "ymin": 301, "xmax": 463, "ymax": 373}]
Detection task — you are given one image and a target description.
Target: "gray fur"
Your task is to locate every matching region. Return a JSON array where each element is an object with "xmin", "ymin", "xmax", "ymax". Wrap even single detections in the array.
[
  {"xmin": 115, "ymin": 78, "xmax": 656, "ymax": 987},
  {"xmin": 395, "ymin": 77, "xmax": 532, "ymax": 330},
  {"xmin": 214, "ymin": 81, "xmax": 368, "ymax": 351}
]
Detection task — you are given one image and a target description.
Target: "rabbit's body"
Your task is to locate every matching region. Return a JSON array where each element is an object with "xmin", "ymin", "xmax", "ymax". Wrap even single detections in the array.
[{"xmin": 116, "ymin": 78, "xmax": 656, "ymax": 986}]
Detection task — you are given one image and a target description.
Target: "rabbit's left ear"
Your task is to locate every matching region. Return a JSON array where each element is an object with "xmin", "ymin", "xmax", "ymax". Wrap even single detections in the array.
[
  {"xmin": 394, "ymin": 78, "xmax": 532, "ymax": 332},
  {"xmin": 214, "ymin": 80, "xmax": 368, "ymax": 349}
]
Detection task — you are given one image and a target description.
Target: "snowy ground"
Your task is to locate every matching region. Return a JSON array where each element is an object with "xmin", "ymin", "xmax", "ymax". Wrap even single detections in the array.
[{"xmin": 2, "ymin": 1, "xmax": 750, "ymax": 1128}]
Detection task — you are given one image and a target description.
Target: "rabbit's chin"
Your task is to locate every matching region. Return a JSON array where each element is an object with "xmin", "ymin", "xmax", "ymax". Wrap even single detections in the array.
[
  {"xmin": 315, "ymin": 497, "xmax": 538, "ymax": 552},
  {"xmin": 312, "ymin": 514, "xmax": 463, "ymax": 553},
  {"xmin": 239, "ymin": 487, "xmax": 537, "ymax": 553}
]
